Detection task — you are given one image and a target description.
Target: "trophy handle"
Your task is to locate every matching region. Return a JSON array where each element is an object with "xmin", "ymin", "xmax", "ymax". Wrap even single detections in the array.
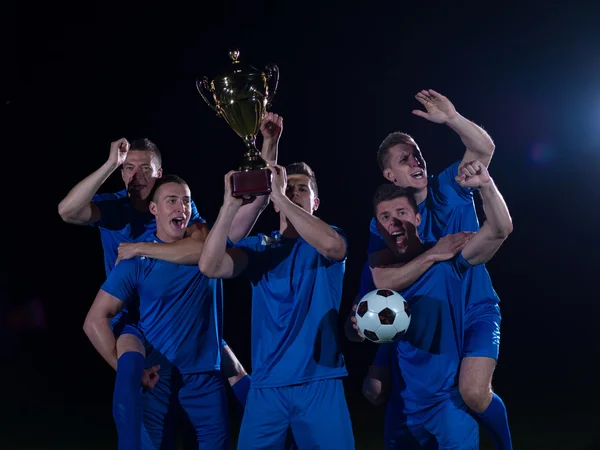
[
  {"xmin": 264, "ymin": 64, "xmax": 279, "ymax": 108},
  {"xmin": 196, "ymin": 77, "xmax": 220, "ymax": 117}
]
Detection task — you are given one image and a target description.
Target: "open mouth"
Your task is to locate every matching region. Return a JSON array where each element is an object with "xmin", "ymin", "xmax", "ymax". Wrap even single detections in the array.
[
  {"xmin": 411, "ymin": 170, "xmax": 424, "ymax": 180},
  {"xmin": 171, "ymin": 217, "xmax": 186, "ymax": 229}
]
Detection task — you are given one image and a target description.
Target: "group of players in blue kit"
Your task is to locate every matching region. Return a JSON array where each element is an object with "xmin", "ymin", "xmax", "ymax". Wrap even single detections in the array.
[{"xmin": 57, "ymin": 89, "xmax": 514, "ymax": 449}]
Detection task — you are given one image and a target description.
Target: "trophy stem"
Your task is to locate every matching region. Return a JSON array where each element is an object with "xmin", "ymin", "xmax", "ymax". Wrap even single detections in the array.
[{"xmin": 240, "ymin": 135, "xmax": 268, "ymax": 172}]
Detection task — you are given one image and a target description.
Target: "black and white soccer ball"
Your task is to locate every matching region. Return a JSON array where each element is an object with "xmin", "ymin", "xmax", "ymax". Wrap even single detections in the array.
[{"xmin": 355, "ymin": 289, "xmax": 411, "ymax": 343}]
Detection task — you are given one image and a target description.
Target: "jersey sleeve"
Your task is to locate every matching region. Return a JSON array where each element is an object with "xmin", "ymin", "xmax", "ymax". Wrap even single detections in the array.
[
  {"xmin": 100, "ymin": 258, "xmax": 139, "ymax": 304},
  {"xmin": 372, "ymin": 342, "xmax": 394, "ymax": 369},
  {"xmin": 91, "ymin": 193, "xmax": 126, "ymax": 229},
  {"xmin": 188, "ymin": 199, "xmax": 206, "ymax": 226},
  {"xmin": 328, "ymin": 226, "xmax": 348, "ymax": 263},
  {"xmin": 431, "ymin": 161, "xmax": 475, "ymax": 207},
  {"xmin": 367, "ymin": 217, "xmax": 387, "ymax": 255},
  {"xmin": 452, "ymin": 252, "xmax": 476, "ymax": 277}
]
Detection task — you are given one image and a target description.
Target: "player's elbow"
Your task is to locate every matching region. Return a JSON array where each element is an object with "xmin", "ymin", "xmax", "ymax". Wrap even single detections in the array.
[
  {"xmin": 493, "ymin": 216, "xmax": 513, "ymax": 239},
  {"xmin": 483, "ymin": 141, "xmax": 495, "ymax": 155},
  {"xmin": 58, "ymin": 201, "xmax": 77, "ymax": 224},
  {"xmin": 82, "ymin": 312, "xmax": 97, "ymax": 339},
  {"xmin": 322, "ymin": 236, "xmax": 347, "ymax": 261},
  {"xmin": 198, "ymin": 258, "xmax": 219, "ymax": 278}
]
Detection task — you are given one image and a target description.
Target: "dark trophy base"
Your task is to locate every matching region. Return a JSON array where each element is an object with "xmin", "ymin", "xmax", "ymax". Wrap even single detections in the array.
[{"xmin": 232, "ymin": 168, "xmax": 272, "ymax": 198}]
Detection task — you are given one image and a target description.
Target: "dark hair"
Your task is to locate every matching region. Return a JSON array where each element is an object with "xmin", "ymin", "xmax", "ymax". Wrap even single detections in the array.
[
  {"xmin": 285, "ymin": 162, "xmax": 318, "ymax": 196},
  {"xmin": 377, "ymin": 132, "xmax": 419, "ymax": 171},
  {"xmin": 372, "ymin": 184, "xmax": 419, "ymax": 216},
  {"xmin": 129, "ymin": 138, "xmax": 162, "ymax": 167},
  {"xmin": 149, "ymin": 174, "xmax": 188, "ymax": 201}
]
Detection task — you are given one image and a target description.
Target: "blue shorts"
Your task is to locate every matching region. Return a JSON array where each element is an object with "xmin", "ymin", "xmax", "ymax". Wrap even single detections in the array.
[
  {"xmin": 238, "ymin": 378, "xmax": 354, "ymax": 450},
  {"xmin": 110, "ymin": 307, "xmax": 144, "ymax": 344},
  {"xmin": 385, "ymin": 395, "xmax": 478, "ymax": 449},
  {"xmin": 142, "ymin": 369, "xmax": 229, "ymax": 450},
  {"xmin": 463, "ymin": 304, "xmax": 501, "ymax": 360}
]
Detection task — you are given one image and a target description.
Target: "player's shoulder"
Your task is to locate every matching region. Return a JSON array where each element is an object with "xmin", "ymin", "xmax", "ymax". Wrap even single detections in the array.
[
  {"xmin": 330, "ymin": 225, "xmax": 346, "ymax": 236},
  {"xmin": 233, "ymin": 233, "xmax": 264, "ymax": 250},
  {"xmin": 108, "ymin": 257, "xmax": 140, "ymax": 278},
  {"xmin": 430, "ymin": 161, "xmax": 461, "ymax": 184},
  {"xmin": 92, "ymin": 189, "xmax": 128, "ymax": 202}
]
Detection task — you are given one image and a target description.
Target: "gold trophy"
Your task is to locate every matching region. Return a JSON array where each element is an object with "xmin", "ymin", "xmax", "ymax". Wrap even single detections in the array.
[{"xmin": 196, "ymin": 49, "xmax": 279, "ymax": 198}]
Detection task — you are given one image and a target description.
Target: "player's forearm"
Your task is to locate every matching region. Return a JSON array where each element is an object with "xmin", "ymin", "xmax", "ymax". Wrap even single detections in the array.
[
  {"xmin": 198, "ymin": 204, "xmax": 238, "ymax": 277},
  {"xmin": 228, "ymin": 199, "xmax": 269, "ymax": 244},
  {"xmin": 446, "ymin": 114, "xmax": 495, "ymax": 160},
  {"xmin": 478, "ymin": 180, "xmax": 513, "ymax": 238},
  {"xmin": 274, "ymin": 195, "xmax": 346, "ymax": 260},
  {"xmin": 83, "ymin": 316, "xmax": 118, "ymax": 370},
  {"xmin": 135, "ymin": 238, "xmax": 205, "ymax": 265},
  {"xmin": 58, "ymin": 161, "xmax": 118, "ymax": 224},
  {"xmin": 261, "ymin": 138, "xmax": 279, "ymax": 166},
  {"xmin": 371, "ymin": 251, "xmax": 437, "ymax": 291}
]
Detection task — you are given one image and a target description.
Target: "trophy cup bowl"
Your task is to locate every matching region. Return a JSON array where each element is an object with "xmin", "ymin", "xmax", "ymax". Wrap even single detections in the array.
[{"xmin": 196, "ymin": 49, "xmax": 279, "ymax": 198}]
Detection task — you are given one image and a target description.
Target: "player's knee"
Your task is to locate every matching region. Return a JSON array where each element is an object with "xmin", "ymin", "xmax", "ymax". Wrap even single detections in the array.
[
  {"xmin": 459, "ymin": 382, "xmax": 492, "ymax": 413},
  {"xmin": 116, "ymin": 333, "xmax": 145, "ymax": 357}
]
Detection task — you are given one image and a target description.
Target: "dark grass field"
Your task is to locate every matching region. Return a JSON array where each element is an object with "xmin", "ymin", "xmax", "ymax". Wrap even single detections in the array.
[
  {"xmin": 2, "ymin": 384, "xmax": 599, "ymax": 449},
  {"xmin": 2, "ymin": 333, "xmax": 599, "ymax": 449}
]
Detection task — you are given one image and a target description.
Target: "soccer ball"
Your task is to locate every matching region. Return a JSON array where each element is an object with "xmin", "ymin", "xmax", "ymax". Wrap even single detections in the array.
[{"xmin": 355, "ymin": 289, "xmax": 411, "ymax": 343}]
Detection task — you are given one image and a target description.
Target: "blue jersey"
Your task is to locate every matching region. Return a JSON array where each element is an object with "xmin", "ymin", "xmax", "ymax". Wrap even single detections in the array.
[
  {"xmin": 91, "ymin": 189, "xmax": 203, "ymax": 275},
  {"xmin": 367, "ymin": 161, "xmax": 499, "ymax": 308},
  {"xmin": 372, "ymin": 253, "xmax": 474, "ymax": 414},
  {"xmin": 101, "ymin": 236, "xmax": 223, "ymax": 374},
  {"xmin": 234, "ymin": 228, "xmax": 348, "ymax": 388}
]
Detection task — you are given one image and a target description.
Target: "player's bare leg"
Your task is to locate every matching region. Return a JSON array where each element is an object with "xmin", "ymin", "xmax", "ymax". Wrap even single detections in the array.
[
  {"xmin": 459, "ymin": 356, "xmax": 513, "ymax": 449},
  {"xmin": 116, "ymin": 333, "xmax": 145, "ymax": 358},
  {"xmin": 459, "ymin": 356, "xmax": 495, "ymax": 412}
]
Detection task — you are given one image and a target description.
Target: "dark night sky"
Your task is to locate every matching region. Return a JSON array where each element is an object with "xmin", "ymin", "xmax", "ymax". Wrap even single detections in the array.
[{"xmin": 3, "ymin": 1, "xmax": 600, "ymax": 448}]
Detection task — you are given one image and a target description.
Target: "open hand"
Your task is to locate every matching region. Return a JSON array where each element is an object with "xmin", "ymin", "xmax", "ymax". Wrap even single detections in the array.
[{"xmin": 412, "ymin": 89, "xmax": 458, "ymax": 124}]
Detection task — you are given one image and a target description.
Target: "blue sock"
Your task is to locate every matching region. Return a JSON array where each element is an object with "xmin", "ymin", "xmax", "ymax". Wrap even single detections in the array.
[
  {"xmin": 474, "ymin": 393, "xmax": 513, "ymax": 450},
  {"xmin": 231, "ymin": 374, "xmax": 251, "ymax": 419},
  {"xmin": 113, "ymin": 352, "xmax": 145, "ymax": 450}
]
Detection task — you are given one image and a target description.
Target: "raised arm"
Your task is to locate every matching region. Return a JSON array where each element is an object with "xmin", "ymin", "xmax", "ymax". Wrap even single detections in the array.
[
  {"xmin": 228, "ymin": 113, "xmax": 283, "ymax": 243},
  {"xmin": 458, "ymin": 161, "xmax": 513, "ymax": 266},
  {"xmin": 198, "ymin": 172, "xmax": 250, "ymax": 279},
  {"xmin": 412, "ymin": 90, "xmax": 495, "ymax": 167},
  {"xmin": 58, "ymin": 138, "xmax": 129, "ymax": 225},
  {"xmin": 83, "ymin": 289, "xmax": 126, "ymax": 370},
  {"xmin": 269, "ymin": 165, "xmax": 346, "ymax": 261}
]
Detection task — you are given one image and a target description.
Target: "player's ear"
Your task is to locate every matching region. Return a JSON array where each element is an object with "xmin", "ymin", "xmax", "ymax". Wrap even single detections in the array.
[
  {"xmin": 415, "ymin": 212, "xmax": 422, "ymax": 227},
  {"xmin": 156, "ymin": 168, "xmax": 163, "ymax": 178},
  {"xmin": 149, "ymin": 200, "xmax": 158, "ymax": 216},
  {"xmin": 312, "ymin": 197, "xmax": 320, "ymax": 213},
  {"xmin": 383, "ymin": 168, "xmax": 396, "ymax": 183}
]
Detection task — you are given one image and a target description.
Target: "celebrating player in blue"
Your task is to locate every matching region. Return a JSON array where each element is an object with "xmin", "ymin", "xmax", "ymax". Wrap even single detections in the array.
[
  {"xmin": 360, "ymin": 90, "xmax": 513, "ymax": 449},
  {"xmin": 360, "ymin": 160, "xmax": 513, "ymax": 448},
  {"xmin": 59, "ymin": 113, "xmax": 282, "ymax": 449},
  {"xmin": 84, "ymin": 174, "xmax": 233, "ymax": 448},
  {"xmin": 199, "ymin": 162, "xmax": 355, "ymax": 450}
]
